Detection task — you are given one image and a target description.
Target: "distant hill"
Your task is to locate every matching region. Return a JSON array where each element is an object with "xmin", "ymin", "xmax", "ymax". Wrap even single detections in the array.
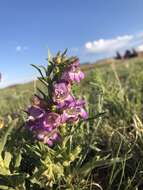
[{"xmin": 1, "ymin": 56, "xmax": 143, "ymax": 92}]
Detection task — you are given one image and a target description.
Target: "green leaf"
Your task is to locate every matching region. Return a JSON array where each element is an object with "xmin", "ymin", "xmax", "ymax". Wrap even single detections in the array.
[
  {"xmin": 0, "ymin": 185, "xmax": 15, "ymax": 190},
  {"xmin": 0, "ymin": 173, "xmax": 26, "ymax": 189},
  {"xmin": 47, "ymin": 48, "xmax": 51, "ymax": 63},
  {"xmin": 77, "ymin": 156, "xmax": 130, "ymax": 178},
  {"xmin": 37, "ymin": 88, "xmax": 47, "ymax": 99},
  {"xmin": 61, "ymin": 48, "xmax": 68, "ymax": 57},
  {"xmin": 31, "ymin": 64, "xmax": 45, "ymax": 79},
  {"xmin": 4, "ymin": 152, "xmax": 12, "ymax": 169},
  {"xmin": 14, "ymin": 152, "xmax": 22, "ymax": 170},
  {"xmin": 86, "ymin": 112, "xmax": 106, "ymax": 121},
  {"xmin": 0, "ymin": 119, "xmax": 18, "ymax": 155},
  {"xmin": 38, "ymin": 77, "xmax": 49, "ymax": 88}
]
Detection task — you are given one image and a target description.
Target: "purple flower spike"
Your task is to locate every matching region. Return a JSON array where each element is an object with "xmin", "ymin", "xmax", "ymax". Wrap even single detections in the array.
[{"xmin": 25, "ymin": 52, "xmax": 88, "ymax": 147}]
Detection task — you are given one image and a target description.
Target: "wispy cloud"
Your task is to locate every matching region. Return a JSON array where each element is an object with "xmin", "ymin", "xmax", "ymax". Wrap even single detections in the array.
[{"xmin": 16, "ymin": 45, "xmax": 29, "ymax": 52}]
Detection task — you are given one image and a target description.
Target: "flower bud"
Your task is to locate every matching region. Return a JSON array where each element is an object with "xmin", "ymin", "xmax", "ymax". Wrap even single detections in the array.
[
  {"xmin": 63, "ymin": 161, "xmax": 70, "ymax": 167},
  {"xmin": 56, "ymin": 56, "xmax": 61, "ymax": 64}
]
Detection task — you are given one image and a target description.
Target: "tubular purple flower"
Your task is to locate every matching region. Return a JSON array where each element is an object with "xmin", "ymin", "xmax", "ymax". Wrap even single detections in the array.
[
  {"xmin": 36, "ymin": 129, "xmax": 48, "ymax": 140},
  {"xmin": 61, "ymin": 107, "xmax": 79, "ymax": 123},
  {"xmin": 36, "ymin": 129, "xmax": 61, "ymax": 147},
  {"xmin": 56, "ymin": 95, "xmax": 75, "ymax": 109},
  {"xmin": 26, "ymin": 106, "xmax": 45, "ymax": 131},
  {"xmin": 71, "ymin": 59, "xmax": 80, "ymax": 67},
  {"xmin": 26, "ymin": 111, "xmax": 61, "ymax": 136},
  {"xmin": 52, "ymin": 80, "xmax": 73, "ymax": 105},
  {"xmin": 36, "ymin": 131, "xmax": 54, "ymax": 147},
  {"xmin": 61, "ymin": 99, "xmax": 88, "ymax": 123},
  {"xmin": 26, "ymin": 117, "xmax": 43, "ymax": 131},
  {"xmin": 27, "ymin": 105, "xmax": 45, "ymax": 121},
  {"xmin": 46, "ymin": 139, "xmax": 54, "ymax": 147},
  {"xmin": 43, "ymin": 112, "xmax": 61, "ymax": 131},
  {"xmin": 37, "ymin": 133, "xmax": 45, "ymax": 141},
  {"xmin": 61, "ymin": 65, "xmax": 84, "ymax": 83},
  {"xmin": 44, "ymin": 132, "xmax": 61, "ymax": 147}
]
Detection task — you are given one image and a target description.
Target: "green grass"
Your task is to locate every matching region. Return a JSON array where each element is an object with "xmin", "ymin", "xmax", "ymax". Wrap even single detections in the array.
[{"xmin": 1, "ymin": 57, "xmax": 143, "ymax": 189}]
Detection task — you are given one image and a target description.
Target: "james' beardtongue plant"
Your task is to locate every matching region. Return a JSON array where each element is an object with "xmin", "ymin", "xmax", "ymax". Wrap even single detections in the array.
[{"xmin": 25, "ymin": 50, "xmax": 88, "ymax": 147}]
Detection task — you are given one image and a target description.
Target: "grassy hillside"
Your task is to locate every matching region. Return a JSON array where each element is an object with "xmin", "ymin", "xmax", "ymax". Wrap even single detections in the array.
[{"xmin": 1, "ymin": 57, "xmax": 143, "ymax": 189}]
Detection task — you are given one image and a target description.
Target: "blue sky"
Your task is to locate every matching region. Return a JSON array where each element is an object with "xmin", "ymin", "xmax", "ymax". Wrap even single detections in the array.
[{"xmin": 0, "ymin": 0, "xmax": 143, "ymax": 87}]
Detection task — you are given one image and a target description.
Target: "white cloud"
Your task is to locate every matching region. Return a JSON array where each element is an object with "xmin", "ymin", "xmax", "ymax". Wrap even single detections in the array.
[
  {"xmin": 136, "ymin": 32, "xmax": 143, "ymax": 38},
  {"xmin": 16, "ymin": 45, "xmax": 22, "ymax": 52},
  {"xmin": 137, "ymin": 44, "xmax": 143, "ymax": 52},
  {"xmin": 85, "ymin": 35, "xmax": 134, "ymax": 53}
]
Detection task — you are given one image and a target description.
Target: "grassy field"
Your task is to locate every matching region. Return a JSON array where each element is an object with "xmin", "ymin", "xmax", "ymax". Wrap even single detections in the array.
[{"xmin": 1, "ymin": 57, "xmax": 143, "ymax": 189}]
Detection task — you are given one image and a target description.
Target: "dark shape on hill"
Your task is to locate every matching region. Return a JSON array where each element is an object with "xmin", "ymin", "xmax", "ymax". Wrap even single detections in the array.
[
  {"xmin": 124, "ymin": 49, "xmax": 138, "ymax": 59},
  {"xmin": 115, "ymin": 51, "xmax": 122, "ymax": 60},
  {"xmin": 115, "ymin": 49, "xmax": 138, "ymax": 60},
  {"xmin": 123, "ymin": 49, "xmax": 132, "ymax": 59},
  {"xmin": 132, "ymin": 48, "xmax": 138, "ymax": 57}
]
